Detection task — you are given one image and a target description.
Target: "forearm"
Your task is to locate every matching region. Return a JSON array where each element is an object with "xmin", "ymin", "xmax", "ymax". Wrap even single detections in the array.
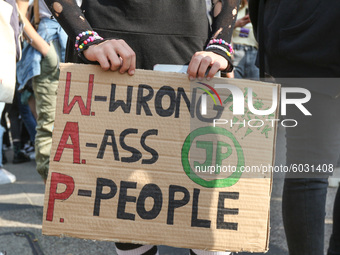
[
  {"xmin": 17, "ymin": 0, "xmax": 50, "ymax": 56},
  {"xmin": 206, "ymin": 0, "xmax": 240, "ymax": 70},
  {"xmin": 44, "ymin": 0, "xmax": 92, "ymax": 42},
  {"xmin": 211, "ymin": 0, "xmax": 240, "ymax": 42}
]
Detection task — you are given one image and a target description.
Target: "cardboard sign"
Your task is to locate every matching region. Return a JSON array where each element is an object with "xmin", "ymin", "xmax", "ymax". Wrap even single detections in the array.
[{"xmin": 43, "ymin": 63, "xmax": 280, "ymax": 252}]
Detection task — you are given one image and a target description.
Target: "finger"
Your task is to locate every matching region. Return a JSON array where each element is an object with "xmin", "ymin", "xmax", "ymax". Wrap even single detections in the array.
[
  {"xmin": 118, "ymin": 49, "xmax": 132, "ymax": 73},
  {"xmin": 188, "ymin": 53, "xmax": 203, "ymax": 80},
  {"xmin": 107, "ymin": 51, "xmax": 122, "ymax": 71},
  {"xmin": 127, "ymin": 48, "xmax": 136, "ymax": 75},
  {"xmin": 119, "ymin": 48, "xmax": 136, "ymax": 75},
  {"xmin": 206, "ymin": 61, "xmax": 221, "ymax": 80},
  {"xmin": 109, "ymin": 39, "xmax": 135, "ymax": 75},
  {"xmin": 96, "ymin": 53, "xmax": 111, "ymax": 71},
  {"xmin": 119, "ymin": 41, "xmax": 136, "ymax": 75},
  {"xmin": 112, "ymin": 41, "xmax": 132, "ymax": 73},
  {"xmin": 197, "ymin": 56, "xmax": 212, "ymax": 79}
]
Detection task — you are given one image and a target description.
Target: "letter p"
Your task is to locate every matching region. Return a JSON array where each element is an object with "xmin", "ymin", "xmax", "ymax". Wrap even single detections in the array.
[{"xmin": 46, "ymin": 172, "xmax": 75, "ymax": 221}]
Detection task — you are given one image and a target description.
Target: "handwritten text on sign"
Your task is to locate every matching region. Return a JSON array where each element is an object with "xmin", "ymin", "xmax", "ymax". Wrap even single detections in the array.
[
  {"xmin": 43, "ymin": 65, "xmax": 275, "ymax": 252},
  {"xmin": 46, "ymin": 72, "xmax": 240, "ymax": 230}
]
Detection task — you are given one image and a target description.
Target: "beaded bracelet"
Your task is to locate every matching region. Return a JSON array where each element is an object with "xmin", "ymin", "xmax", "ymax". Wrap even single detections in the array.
[
  {"xmin": 75, "ymin": 31, "xmax": 103, "ymax": 52},
  {"xmin": 205, "ymin": 44, "xmax": 232, "ymax": 57},
  {"xmin": 207, "ymin": 38, "xmax": 234, "ymax": 54}
]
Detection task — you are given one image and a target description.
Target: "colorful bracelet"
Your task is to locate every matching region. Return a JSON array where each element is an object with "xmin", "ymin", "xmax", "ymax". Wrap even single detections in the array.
[
  {"xmin": 205, "ymin": 44, "xmax": 232, "ymax": 57},
  {"xmin": 207, "ymin": 38, "xmax": 234, "ymax": 54},
  {"xmin": 75, "ymin": 31, "xmax": 103, "ymax": 52}
]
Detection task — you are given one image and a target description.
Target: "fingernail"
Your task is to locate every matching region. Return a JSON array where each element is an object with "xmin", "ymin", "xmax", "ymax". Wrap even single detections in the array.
[
  {"xmin": 207, "ymin": 77, "xmax": 211, "ymax": 81},
  {"xmin": 198, "ymin": 77, "xmax": 203, "ymax": 81},
  {"xmin": 129, "ymin": 70, "xmax": 135, "ymax": 75},
  {"xmin": 189, "ymin": 76, "xmax": 195, "ymax": 81}
]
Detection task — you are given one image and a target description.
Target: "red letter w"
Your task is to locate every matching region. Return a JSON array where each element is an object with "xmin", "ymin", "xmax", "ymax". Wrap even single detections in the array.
[{"xmin": 63, "ymin": 72, "xmax": 94, "ymax": 115}]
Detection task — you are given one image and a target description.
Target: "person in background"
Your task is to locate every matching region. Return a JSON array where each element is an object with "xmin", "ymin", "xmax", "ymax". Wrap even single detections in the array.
[
  {"xmin": 16, "ymin": 0, "xmax": 67, "ymax": 182},
  {"xmin": 249, "ymin": 0, "xmax": 340, "ymax": 254},
  {"xmin": 231, "ymin": 0, "xmax": 259, "ymax": 80},
  {"xmin": 3, "ymin": 92, "xmax": 31, "ymax": 163},
  {"xmin": 0, "ymin": 0, "xmax": 21, "ymax": 184},
  {"xmin": 18, "ymin": 82, "xmax": 37, "ymax": 160},
  {"xmin": 0, "ymin": 103, "xmax": 16, "ymax": 185},
  {"xmin": 44, "ymin": 0, "xmax": 239, "ymax": 254}
]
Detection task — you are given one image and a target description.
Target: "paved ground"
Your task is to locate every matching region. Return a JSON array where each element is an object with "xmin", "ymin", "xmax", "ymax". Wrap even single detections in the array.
[{"xmin": 0, "ymin": 126, "xmax": 338, "ymax": 255}]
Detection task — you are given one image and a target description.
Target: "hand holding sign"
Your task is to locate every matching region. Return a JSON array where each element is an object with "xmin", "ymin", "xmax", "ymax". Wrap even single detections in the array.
[
  {"xmin": 84, "ymin": 39, "xmax": 136, "ymax": 75},
  {"xmin": 84, "ymin": 40, "xmax": 227, "ymax": 80},
  {"xmin": 187, "ymin": 51, "xmax": 229, "ymax": 81}
]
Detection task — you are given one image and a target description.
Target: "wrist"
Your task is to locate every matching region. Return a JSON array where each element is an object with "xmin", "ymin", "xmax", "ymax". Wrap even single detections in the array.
[{"xmin": 75, "ymin": 30, "xmax": 103, "ymax": 52}]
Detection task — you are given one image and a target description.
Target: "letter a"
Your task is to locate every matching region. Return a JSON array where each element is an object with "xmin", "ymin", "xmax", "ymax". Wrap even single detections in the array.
[{"xmin": 54, "ymin": 122, "xmax": 81, "ymax": 163}]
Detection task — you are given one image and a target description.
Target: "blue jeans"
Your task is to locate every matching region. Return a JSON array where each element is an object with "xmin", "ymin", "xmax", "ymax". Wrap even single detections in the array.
[
  {"xmin": 233, "ymin": 44, "xmax": 259, "ymax": 80},
  {"xmin": 18, "ymin": 92, "xmax": 36, "ymax": 143},
  {"xmin": 282, "ymin": 90, "xmax": 340, "ymax": 255}
]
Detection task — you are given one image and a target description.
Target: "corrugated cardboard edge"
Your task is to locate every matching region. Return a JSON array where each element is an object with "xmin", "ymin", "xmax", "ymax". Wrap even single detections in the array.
[{"xmin": 264, "ymin": 82, "xmax": 281, "ymax": 253}]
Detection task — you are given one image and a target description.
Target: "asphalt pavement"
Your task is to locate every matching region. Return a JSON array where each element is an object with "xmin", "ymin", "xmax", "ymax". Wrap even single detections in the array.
[{"xmin": 0, "ymin": 126, "xmax": 338, "ymax": 255}]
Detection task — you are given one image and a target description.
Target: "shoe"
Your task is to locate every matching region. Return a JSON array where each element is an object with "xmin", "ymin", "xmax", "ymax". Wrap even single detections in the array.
[
  {"xmin": 29, "ymin": 152, "xmax": 36, "ymax": 160},
  {"xmin": 24, "ymin": 143, "xmax": 34, "ymax": 154},
  {"xmin": 12, "ymin": 151, "xmax": 30, "ymax": 164},
  {"xmin": 0, "ymin": 168, "xmax": 16, "ymax": 184}
]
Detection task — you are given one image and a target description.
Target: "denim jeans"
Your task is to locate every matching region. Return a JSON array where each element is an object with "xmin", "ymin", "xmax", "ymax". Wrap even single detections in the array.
[
  {"xmin": 282, "ymin": 89, "xmax": 340, "ymax": 255},
  {"xmin": 232, "ymin": 44, "xmax": 259, "ymax": 80},
  {"xmin": 17, "ymin": 91, "xmax": 36, "ymax": 143}
]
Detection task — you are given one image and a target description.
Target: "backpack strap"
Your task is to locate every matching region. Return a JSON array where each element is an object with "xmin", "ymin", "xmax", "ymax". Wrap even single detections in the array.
[{"xmin": 33, "ymin": 0, "xmax": 40, "ymax": 29}]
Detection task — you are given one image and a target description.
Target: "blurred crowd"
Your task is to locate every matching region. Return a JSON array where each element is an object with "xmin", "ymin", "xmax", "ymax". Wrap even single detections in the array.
[{"xmin": 0, "ymin": 0, "xmax": 66, "ymax": 184}]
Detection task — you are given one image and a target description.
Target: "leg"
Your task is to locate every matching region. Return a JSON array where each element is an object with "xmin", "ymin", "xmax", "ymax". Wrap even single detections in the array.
[
  {"xmin": 283, "ymin": 89, "xmax": 340, "ymax": 255},
  {"xmin": 6, "ymin": 92, "xmax": 30, "ymax": 163},
  {"xmin": 244, "ymin": 47, "xmax": 259, "ymax": 80},
  {"xmin": 328, "ymin": 186, "xmax": 340, "ymax": 255},
  {"xmin": 232, "ymin": 45, "xmax": 246, "ymax": 79},
  {"xmin": 283, "ymin": 178, "xmax": 328, "ymax": 255},
  {"xmin": 0, "ymin": 102, "xmax": 16, "ymax": 184},
  {"xmin": 18, "ymin": 89, "xmax": 37, "ymax": 143},
  {"xmin": 33, "ymin": 42, "xmax": 59, "ymax": 181}
]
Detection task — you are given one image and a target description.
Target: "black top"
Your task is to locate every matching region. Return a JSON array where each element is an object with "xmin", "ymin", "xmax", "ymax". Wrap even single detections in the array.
[
  {"xmin": 249, "ymin": 0, "xmax": 340, "ymax": 97},
  {"xmin": 44, "ymin": 0, "xmax": 240, "ymax": 70}
]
